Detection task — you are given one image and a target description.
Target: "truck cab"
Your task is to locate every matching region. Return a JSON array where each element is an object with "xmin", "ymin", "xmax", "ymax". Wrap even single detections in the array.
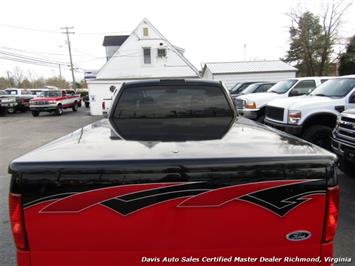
[
  {"xmin": 264, "ymin": 75, "xmax": 355, "ymax": 149},
  {"xmin": 235, "ymin": 77, "xmax": 331, "ymax": 122}
]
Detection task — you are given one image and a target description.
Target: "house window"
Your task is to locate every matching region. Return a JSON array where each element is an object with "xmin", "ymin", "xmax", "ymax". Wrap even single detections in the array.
[
  {"xmin": 143, "ymin": 48, "xmax": 151, "ymax": 64},
  {"xmin": 143, "ymin": 27, "xmax": 149, "ymax": 36},
  {"xmin": 157, "ymin": 48, "xmax": 166, "ymax": 57}
]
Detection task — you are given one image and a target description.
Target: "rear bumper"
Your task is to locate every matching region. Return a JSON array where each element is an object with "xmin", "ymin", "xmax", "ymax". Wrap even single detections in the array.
[{"xmin": 265, "ymin": 119, "xmax": 303, "ymax": 136}]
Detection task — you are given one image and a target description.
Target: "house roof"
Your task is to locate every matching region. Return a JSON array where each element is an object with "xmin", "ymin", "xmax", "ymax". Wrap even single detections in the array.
[
  {"xmin": 102, "ymin": 35, "xmax": 129, "ymax": 46},
  {"xmin": 203, "ymin": 60, "xmax": 297, "ymax": 75}
]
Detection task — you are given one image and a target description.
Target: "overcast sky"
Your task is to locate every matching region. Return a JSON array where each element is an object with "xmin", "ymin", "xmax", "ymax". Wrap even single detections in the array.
[{"xmin": 0, "ymin": 0, "xmax": 354, "ymax": 81}]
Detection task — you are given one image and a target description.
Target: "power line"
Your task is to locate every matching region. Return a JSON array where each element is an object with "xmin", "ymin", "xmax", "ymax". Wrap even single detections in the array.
[
  {"xmin": 0, "ymin": 50, "xmax": 68, "ymax": 65},
  {"xmin": 0, "ymin": 23, "xmax": 130, "ymax": 36},
  {"xmin": 0, "ymin": 55, "xmax": 63, "ymax": 68},
  {"xmin": 0, "ymin": 24, "xmax": 60, "ymax": 34},
  {"xmin": 0, "ymin": 46, "xmax": 76, "ymax": 57}
]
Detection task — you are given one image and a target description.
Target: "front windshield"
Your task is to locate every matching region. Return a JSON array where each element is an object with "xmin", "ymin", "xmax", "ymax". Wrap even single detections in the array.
[
  {"xmin": 310, "ymin": 78, "xmax": 355, "ymax": 98},
  {"xmin": 231, "ymin": 83, "xmax": 255, "ymax": 95},
  {"xmin": 230, "ymin": 83, "xmax": 242, "ymax": 93},
  {"xmin": 241, "ymin": 83, "xmax": 260, "ymax": 94},
  {"xmin": 268, "ymin": 79, "xmax": 297, "ymax": 94},
  {"xmin": 39, "ymin": 91, "xmax": 62, "ymax": 97},
  {"xmin": 0, "ymin": 90, "xmax": 6, "ymax": 95}
]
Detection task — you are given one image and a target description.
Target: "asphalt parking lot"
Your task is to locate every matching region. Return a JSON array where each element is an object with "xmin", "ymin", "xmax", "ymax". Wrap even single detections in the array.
[
  {"xmin": 0, "ymin": 108, "xmax": 354, "ymax": 265},
  {"xmin": 0, "ymin": 107, "xmax": 101, "ymax": 265}
]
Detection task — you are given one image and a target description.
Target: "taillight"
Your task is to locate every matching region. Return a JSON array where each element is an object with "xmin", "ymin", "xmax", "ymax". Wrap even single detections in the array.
[
  {"xmin": 9, "ymin": 193, "xmax": 28, "ymax": 250},
  {"xmin": 322, "ymin": 185, "xmax": 339, "ymax": 242},
  {"xmin": 102, "ymin": 101, "xmax": 105, "ymax": 110}
]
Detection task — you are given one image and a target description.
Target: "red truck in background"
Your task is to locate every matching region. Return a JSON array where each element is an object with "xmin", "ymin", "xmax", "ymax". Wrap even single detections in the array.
[
  {"xmin": 29, "ymin": 89, "xmax": 81, "ymax": 116},
  {"xmin": 9, "ymin": 80, "xmax": 339, "ymax": 266}
]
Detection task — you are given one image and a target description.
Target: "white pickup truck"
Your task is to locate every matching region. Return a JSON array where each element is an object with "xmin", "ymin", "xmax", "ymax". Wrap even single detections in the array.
[
  {"xmin": 264, "ymin": 75, "xmax": 355, "ymax": 149},
  {"xmin": 102, "ymin": 85, "xmax": 120, "ymax": 117},
  {"xmin": 235, "ymin": 77, "xmax": 331, "ymax": 122}
]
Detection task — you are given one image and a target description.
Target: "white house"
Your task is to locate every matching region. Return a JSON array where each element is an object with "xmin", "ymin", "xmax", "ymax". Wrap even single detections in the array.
[
  {"xmin": 201, "ymin": 60, "xmax": 297, "ymax": 89},
  {"xmin": 87, "ymin": 18, "xmax": 200, "ymax": 115}
]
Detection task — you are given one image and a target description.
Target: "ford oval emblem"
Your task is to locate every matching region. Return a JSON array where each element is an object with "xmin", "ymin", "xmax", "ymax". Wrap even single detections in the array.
[{"xmin": 286, "ymin": 231, "xmax": 311, "ymax": 241}]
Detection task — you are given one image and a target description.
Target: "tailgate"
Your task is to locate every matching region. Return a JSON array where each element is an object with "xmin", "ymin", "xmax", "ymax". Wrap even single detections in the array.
[{"xmin": 20, "ymin": 160, "xmax": 333, "ymax": 266}]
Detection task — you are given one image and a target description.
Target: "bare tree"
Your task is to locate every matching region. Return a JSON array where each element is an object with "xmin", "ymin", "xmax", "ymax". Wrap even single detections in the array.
[
  {"xmin": 318, "ymin": 0, "xmax": 352, "ymax": 75},
  {"xmin": 10, "ymin": 67, "xmax": 25, "ymax": 88},
  {"xmin": 27, "ymin": 70, "xmax": 37, "ymax": 88}
]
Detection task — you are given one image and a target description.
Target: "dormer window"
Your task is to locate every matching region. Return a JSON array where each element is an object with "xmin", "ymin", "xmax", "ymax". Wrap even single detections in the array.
[
  {"xmin": 157, "ymin": 48, "xmax": 166, "ymax": 57},
  {"xmin": 143, "ymin": 27, "xmax": 149, "ymax": 37}
]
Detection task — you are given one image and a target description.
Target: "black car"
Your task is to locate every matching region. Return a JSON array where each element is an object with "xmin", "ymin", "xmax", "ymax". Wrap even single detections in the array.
[
  {"xmin": 229, "ymin": 82, "xmax": 260, "ymax": 96},
  {"xmin": 240, "ymin": 82, "xmax": 276, "ymax": 95},
  {"xmin": 83, "ymin": 95, "xmax": 90, "ymax": 108}
]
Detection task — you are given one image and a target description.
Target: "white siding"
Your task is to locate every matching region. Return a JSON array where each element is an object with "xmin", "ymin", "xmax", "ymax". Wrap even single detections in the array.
[
  {"xmin": 214, "ymin": 72, "xmax": 296, "ymax": 89},
  {"xmin": 97, "ymin": 20, "xmax": 198, "ymax": 80},
  {"xmin": 105, "ymin": 46, "xmax": 120, "ymax": 60},
  {"xmin": 202, "ymin": 67, "xmax": 213, "ymax": 80},
  {"xmin": 87, "ymin": 81, "xmax": 125, "ymax": 116}
]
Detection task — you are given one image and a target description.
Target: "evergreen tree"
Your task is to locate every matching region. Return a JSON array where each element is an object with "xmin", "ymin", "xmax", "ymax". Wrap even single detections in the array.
[{"xmin": 338, "ymin": 35, "xmax": 355, "ymax": 75}]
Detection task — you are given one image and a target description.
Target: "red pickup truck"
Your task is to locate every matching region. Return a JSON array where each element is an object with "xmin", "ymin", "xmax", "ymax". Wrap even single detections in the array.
[
  {"xmin": 9, "ymin": 80, "xmax": 339, "ymax": 266},
  {"xmin": 29, "ymin": 90, "xmax": 81, "ymax": 116}
]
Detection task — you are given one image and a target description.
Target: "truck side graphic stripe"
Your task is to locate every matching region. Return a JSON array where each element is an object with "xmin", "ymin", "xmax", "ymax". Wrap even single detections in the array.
[{"xmin": 31, "ymin": 179, "xmax": 324, "ymax": 216}]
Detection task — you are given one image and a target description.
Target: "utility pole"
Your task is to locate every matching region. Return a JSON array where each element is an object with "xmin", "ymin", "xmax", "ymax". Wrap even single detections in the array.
[
  {"xmin": 6, "ymin": 71, "xmax": 12, "ymax": 87},
  {"xmin": 58, "ymin": 64, "xmax": 62, "ymax": 79},
  {"xmin": 243, "ymin": 44, "xmax": 247, "ymax": 61},
  {"xmin": 61, "ymin": 26, "xmax": 76, "ymax": 89}
]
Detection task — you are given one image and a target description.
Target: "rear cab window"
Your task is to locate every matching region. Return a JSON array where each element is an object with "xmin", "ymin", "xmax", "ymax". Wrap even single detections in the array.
[{"xmin": 112, "ymin": 83, "xmax": 234, "ymax": 119}]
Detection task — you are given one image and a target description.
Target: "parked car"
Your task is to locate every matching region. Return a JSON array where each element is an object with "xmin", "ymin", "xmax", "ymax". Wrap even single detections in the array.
[
  {"xmin": 4, "ymin": 88, "xmax": 34, "ymax": 113},
  {"xmin": 240, "ymin": 82, "xmax": 276, "ymax": 95},
  {"xmin": 235, "ymin": 77, "xmax": 333, "ymax": 122},
  {"xmin": 0, "ymin": 90, "xmax": 17, "ymax": 116},
  {"xmin": 229, "ymin": 81, "xmax": 259, "ymax": 96},
  {"xmin": 332, "ymin": 108, "xmax": 355, "ymax": 170},
  {"xmin": 264, "ymin": 76, "xmax": 355, "ymax": 150},
  {"xmin": 29, "ymin": 90, "xmax": 81, "ymax": 116},
  {"xmin": 9, "ymin": 79, "xmax": 339, "ymax": 266},
  {"xmin": 230, "ymin": 82, "xmax": 276, "ymax": 103},
  {"xmin": 83, "ymin": 95, "xmax": 90, "ymax": 108}
]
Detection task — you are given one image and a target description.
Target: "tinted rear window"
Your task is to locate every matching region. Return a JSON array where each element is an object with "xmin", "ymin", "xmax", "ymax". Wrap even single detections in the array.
[{"xmin": 113, "ymin": 85, "xmax": 233, "ymax": 119}]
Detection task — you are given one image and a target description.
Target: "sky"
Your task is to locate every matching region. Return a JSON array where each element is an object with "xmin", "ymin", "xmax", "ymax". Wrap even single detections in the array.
[{"xmin": 0, "ymin": 0, "xmax": 354, "ymax": 82}]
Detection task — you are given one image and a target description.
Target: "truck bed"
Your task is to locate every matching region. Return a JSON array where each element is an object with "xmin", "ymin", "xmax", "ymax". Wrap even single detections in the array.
[{"xmin": 9, "ymin": 117, "xmax": 337, "ymax": 266}]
